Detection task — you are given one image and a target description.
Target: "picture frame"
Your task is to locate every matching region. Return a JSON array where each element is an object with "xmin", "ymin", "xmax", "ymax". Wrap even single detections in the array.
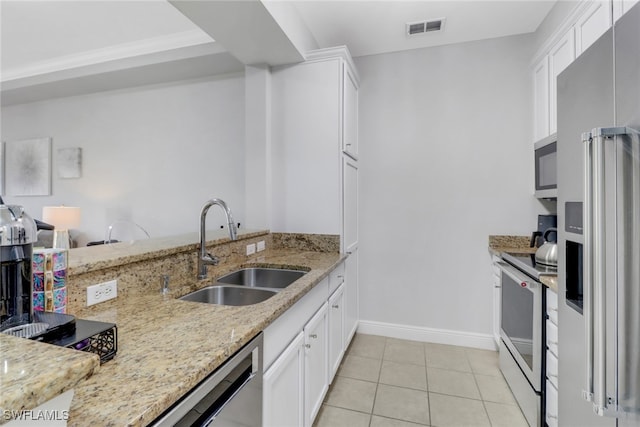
[{"xmin": 5, "ymin": 137, "xmax": 52, "ymax": 196}]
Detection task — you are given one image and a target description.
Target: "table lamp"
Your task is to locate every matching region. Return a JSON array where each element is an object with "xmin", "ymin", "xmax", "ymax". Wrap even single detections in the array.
[{"xmin": 42, "ymin": 206, "xmax": 81, "ymax": 249}]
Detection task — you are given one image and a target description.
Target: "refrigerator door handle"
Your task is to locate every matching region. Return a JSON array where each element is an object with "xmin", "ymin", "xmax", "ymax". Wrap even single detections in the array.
[
  {"xmin": 582, "ymin": 131, "xmax": 594, "ymax": 404},
  {"xmin": 583, "ymin": 126, "xmax": 640, "ymax": 416}
]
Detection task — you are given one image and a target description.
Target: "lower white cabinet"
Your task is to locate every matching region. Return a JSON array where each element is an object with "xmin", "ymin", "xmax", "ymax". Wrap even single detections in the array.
[
  {"xmin": 263, "ymin": 332, "xmax": 304, "ymax": 427},
  {"xmin": 304, "ymin": 303, "xmax": 328, "ymax": 427},
  {"xmin": 491, "ymin": 255, "xmax": 502, "ymax": 347},
  {"xmin": 328, "ymin": 283, "xmax": 345, "ymax": 381},
  {"xmin": 263, "ymin": 261, "xmax": 352, "ymax": 427},
  {"xmin": 546, "ymin": 289, "xmax": 559, "ymax": 427},
  {"xmin": 344, "ymin": 249, "xmax": 358, "ymax": 345}
]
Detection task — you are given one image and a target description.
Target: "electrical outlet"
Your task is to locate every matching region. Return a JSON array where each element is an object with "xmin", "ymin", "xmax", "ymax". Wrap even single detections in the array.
[
  {"xmin": 87, "ymin": 280, "xmax": 118, "ymax": 306},
  {"xmin": 246, "ymin": 243, "xmax": 256, "ymax": 255},
  {"xmin": 257, "ymin": 240, "xmax": 266, "ymax": 252}
]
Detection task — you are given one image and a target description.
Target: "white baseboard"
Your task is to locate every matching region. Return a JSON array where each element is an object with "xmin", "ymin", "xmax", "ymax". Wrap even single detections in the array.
[{"xmin": 357, "ymin": 320, "xmax": 497, "ymax": 351}]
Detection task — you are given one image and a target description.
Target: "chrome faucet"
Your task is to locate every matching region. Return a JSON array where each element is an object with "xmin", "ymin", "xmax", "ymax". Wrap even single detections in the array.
[{"xmin": 198, "ymin": 198, "xmax": 238, "ymax": 280}]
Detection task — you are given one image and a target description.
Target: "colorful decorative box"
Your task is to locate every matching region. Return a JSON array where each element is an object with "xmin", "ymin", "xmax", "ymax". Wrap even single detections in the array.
[{"xmin": 32, "ymin": 249, "xmax": 68, "ymax": 313}]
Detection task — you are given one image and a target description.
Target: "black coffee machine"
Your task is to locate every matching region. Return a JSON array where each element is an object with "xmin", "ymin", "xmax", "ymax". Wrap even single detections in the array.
[
  {"xmin": 1, "ymin": 204, "xmax": 38, "ymax": 331},
  {"xmin": 530, "ymin": 214, "xmax": 557, "ymax": 248},
  {"xmin": 1, "ymin": 202, "xmax": 75, "ymax": 339}
]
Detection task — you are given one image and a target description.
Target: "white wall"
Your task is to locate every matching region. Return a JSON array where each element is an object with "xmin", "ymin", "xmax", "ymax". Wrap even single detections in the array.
[
  {"xmin": 355, "ymin": 34, "xmax": 540, "ymax": 340},
  {"xmin": 1, "ymin": 74, "xmax": 246, "ymax": 246}
]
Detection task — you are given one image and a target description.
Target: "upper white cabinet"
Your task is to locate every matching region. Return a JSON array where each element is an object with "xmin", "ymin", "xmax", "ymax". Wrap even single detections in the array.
[
  {"xmin": 613, "ymin": 0, "xmax": 640, "ymax": 21},
  {"xmin": 533, "ymin": 56, "xmax": 551, "ymax": 142},
  {"xmin": 270, "ymin": 46, "xmax": 360, "ymax": 255},
  {"xmin": 576, "ymin": 1, "xmax": 612, "ymax": 56},
  {"xmin": 532, "ymin": 0, "xmax": 617, "ymax": 141},
  {"xmin": 343, "ymin": 66, "xmax": 359, "ymax": 159},
  {"xmin": 549, "ymin": 31, "xmax": 576, "ymax": 135}
]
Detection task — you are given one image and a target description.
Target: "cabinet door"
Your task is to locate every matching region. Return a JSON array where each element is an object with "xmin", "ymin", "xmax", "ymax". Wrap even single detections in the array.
[
  {"xmin": 343, "ymin": 64, "xmax": 358, "ymax": 159},
  {"xmin": 304, "ymin": 303, "xmax": 328, "ymax": 427},
  {"xmin": 344, "ymin": 248, "xmax": 359, "ymax": 346},
  {"xmin": 328, "ymin": 283, "xmax": 345, "ymax": 382},
  {"xmin": 549, "ymin": 30, "xmax": 576, "ymax": 135},
  {"xmin": 577, "ymin": 1, "xmax": 612, "ymax": 56},
  {"xmin": 343, "ymin": 157, "xmax": 359, "ymax": 252},
  {"xmin": 263, "ymin": 332, "xmax": 304, "ymax": 427},
  {"xmin": 614, "ymin": 0, "xmax": 640, "ymax": 21},
  {"xmin": 491, "ymin": 256, "xmax": 502, "ymax": 347},
  {"xmin": 533, "ymin": 56, "xmax": 550, "ymax": 141}
]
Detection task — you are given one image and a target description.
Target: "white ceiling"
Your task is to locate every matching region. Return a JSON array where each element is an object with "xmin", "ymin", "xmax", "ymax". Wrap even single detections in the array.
[
  {"xmin": 293, "ymin": 0, "xmax": 557, "ymax": 57},
  {"xmin": 1, "ymin": 0, "xmax": 556, "ymax": 79}
]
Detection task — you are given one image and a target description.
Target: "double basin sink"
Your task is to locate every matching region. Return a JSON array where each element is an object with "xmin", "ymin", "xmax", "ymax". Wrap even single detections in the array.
[{"xmin": 180, "ymin": 268, "xmax": 306, "ymax": 306}]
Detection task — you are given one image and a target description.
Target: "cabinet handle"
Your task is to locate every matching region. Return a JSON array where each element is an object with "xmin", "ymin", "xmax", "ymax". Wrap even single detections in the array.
[
  {"xmin": 305, "ymin": 344, "xmax": 311, "ymax": 349},
  {"xmin": 309, "ymin": 334, "xmax": 318, "ymax": 339},
  {"xmin": 346, "ymin": 143, "xmax": 352, "ymax": 146},
  {"xmin": 332, "ymin": 304, "xmax": 340, "ymax": 309},
  {"xmin": 494, "ymin": 285, "xmax": 501, "ymax": 288},
  {"xmin": 548, "ymin": 415, "xmax": 558, "ymax": 420},
  {"xmin": 549, "ymin": 340, "xmax": 558, "ymax": 346},
  {"xmin": 337, "ymin": 275, "xmax": 344, "ymax": 279}
]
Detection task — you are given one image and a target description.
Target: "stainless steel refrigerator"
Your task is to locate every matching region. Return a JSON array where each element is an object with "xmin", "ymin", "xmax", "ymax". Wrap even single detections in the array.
[{"xmin": 557, "ymin": 2, "xmax": 639, "ymax": 426}]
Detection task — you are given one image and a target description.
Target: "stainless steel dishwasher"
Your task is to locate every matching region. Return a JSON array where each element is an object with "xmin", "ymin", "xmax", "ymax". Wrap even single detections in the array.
[{"xmin": 152, "ymin": 333, "xmax": 263, "ymax": 427}]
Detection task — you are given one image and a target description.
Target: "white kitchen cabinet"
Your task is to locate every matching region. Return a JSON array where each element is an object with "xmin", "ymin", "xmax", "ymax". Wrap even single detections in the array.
[
  {"xmin": 344, "ymin": 248, "xmax": 359, "ymax": 345},
  {"xmin": 533, "ymin": 56, "xmax": 550, "ymax": 142},
  {"xmin": 613, "ymin": 0, "xmax": 639, "ymax": 22},
  {"xmin": 576, "ymin": 1, "xmax": 612, "ymax": 57},
  {"xmin": 545, "ymin": 289, "xmax": 559, "ymax": 427},
  {"xmin": 549, "ymin": 30, "xmax": 576, "ymax": 135},
  {"xmin": 263, "ymin": 332, "xmax": 305, "ymax": 427},
  {"xmin": 343, "ymin": 158, "xmax": 359, "ymax": 253},
  {"xmin": 343, "ymin": 65, "xmax": 359, "ymax": 159},
  {"xmin": 270, "ymin": 47, "xmax": 360, "ymax": 249},
  {"xmin": 328, "ymin": 283, "xmax": 345, "ymax": 382},
  {"xmin": 491, "ymin": 255, "xmax": 502, "ymax": 347},
  {"xmin": 304, "ymin": 303, "xmax": 328, "ymax": 427}
]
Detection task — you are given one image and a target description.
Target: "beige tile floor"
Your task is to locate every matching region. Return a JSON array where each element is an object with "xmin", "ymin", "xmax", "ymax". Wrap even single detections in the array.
[{"xmin": 314, "ymin": 334, "xmax": 529, "ymax": 427}]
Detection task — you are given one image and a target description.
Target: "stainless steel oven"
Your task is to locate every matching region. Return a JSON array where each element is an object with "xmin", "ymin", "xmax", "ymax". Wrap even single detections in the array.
[{"xmin": 497, "ymin": 254, "xmax": 547, "ymax": 427}]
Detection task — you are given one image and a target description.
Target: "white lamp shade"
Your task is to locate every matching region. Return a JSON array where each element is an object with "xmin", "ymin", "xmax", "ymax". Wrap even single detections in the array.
[{"xmin": 42, "ymin": 206, "xmax": 81, "ymax": 230}]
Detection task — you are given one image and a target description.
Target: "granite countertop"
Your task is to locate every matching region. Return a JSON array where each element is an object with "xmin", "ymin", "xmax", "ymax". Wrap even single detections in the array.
[
  {"xmin": 0, "ymin": 334, "xmax": 100, "ymax": 418},
  {"xmin": 63, "ymin": 247, "xmax": 343, "ymax": 426},
  {"xmin": 488, "ymin": 235, "xmax": 557, "ymax": 292}
]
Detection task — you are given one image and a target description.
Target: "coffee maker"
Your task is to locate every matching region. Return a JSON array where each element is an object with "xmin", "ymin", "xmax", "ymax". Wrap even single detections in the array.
[
  {"xmin": 0, "ymin": 204, "xmax": 38, "ymax": 331},
  {"xmin": 1, "ymin": 202, "xmax": 76, "ymax": 340},
  {"xmin": 530, "ymin": 214, "xmax": 558, "ymax": 248}
]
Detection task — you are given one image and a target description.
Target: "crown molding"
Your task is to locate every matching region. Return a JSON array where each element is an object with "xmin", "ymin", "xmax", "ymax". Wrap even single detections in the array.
[{"xmin": 2, "ymin": 29, "xmax": 214, "ymax": 82}]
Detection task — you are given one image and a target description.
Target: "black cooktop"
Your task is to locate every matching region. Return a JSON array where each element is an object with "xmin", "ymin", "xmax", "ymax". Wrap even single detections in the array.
[{"xmin": 502, "ymin": 252, "xmax": 557, "ymax": 280}]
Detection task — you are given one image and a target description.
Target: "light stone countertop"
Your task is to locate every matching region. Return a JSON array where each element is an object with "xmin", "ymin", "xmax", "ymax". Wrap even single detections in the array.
[
  {"xmin": 488, "ymin": 235, "xmax": 557, "ymax": 291},
  {"xmin": 64, "ymin": 247, "xmax": 344, "ymax": 426},
  {"xmin": 0, "ymin": 334, "xmax": 100, "ymax": 419}
]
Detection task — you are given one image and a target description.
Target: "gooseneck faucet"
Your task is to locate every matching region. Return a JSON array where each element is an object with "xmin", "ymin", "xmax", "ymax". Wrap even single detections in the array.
[{"xmin": 198, "ymin": 198, "xmax": 238, "ymax": 280}]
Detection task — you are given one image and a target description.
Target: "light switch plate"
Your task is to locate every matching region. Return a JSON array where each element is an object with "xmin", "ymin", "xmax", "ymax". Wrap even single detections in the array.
[
  {"xmin": 257, "ymin": 241, "xmax": 266, "ymax": 252},
  {"xmin": 87, "ymin": 280, "xmax": 118, "ymax": 306},
  {"xmin": 246, "ymin": 243, "xmax": 256, "ymax": 255}
]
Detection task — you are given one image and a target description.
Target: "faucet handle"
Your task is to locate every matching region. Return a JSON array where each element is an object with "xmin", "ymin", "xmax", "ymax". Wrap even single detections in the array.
[{"xmin": 204, "ymin": 252, "xmax": 220, "ymax": 266}]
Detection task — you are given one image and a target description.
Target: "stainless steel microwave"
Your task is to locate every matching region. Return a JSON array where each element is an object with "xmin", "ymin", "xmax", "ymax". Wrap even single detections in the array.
[{"xmin": 534, "ymin": 133, "xmax": 557, "ymax": 199}]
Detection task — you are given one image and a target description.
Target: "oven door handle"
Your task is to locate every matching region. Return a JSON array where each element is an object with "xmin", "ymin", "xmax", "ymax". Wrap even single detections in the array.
[{"xmin": 496, "ymin": 261, "xmax": 539, "ymax": 292}]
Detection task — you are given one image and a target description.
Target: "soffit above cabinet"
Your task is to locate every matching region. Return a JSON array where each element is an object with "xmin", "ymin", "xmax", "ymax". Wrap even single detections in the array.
[{"xmin": 0, "ymin": 1, "xmax": 245, "ymax": 106}]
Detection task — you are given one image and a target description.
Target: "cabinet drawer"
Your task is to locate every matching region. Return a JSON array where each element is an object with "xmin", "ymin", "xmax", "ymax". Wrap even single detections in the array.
[
  {"xmin": 546, "ymin": 320, "xmax": 558, "ymax": 357},
  {"xmin": 547, "ymin": 289, "xmax": 558, "ymax": 325},
  {"xmin": 547, "ymin": 351, "xmax": 558, "ymax": 389},
  {"xmin": 546, "ymin": 380, "xmax": 558, "ymax": 427},
  {"xmin": 329, "ymin": 262, "xmax": 345, "ymax": 295}
]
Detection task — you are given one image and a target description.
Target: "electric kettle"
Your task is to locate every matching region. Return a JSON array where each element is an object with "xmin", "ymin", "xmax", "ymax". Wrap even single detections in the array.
[{"xmin": 535, "ymin": 227, "xmax": 558, "ymax": 267}]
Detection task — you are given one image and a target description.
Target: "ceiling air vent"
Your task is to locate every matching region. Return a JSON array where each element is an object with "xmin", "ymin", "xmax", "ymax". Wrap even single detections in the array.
[{"xmin": 406, "ymin": 18, "xmax": 446, "ymax": 36}]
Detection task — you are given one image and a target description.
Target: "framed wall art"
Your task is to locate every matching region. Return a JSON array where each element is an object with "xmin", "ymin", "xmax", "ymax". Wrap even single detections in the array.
[
  {"xmin": 5, "ymin": 137, "xmax": 52, "ymax": 196},
  {"xmin": 57, "ymin": 147, "xmax": 82, "ymax": 178}
]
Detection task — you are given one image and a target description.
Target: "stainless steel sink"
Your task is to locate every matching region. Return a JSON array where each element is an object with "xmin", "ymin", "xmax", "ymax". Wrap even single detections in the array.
[
  {"xmin": 216, "ymin": 268, "xmax": 306, "ymax": 289},
  {"xmin": 180, "ymin": 285, "xmax": 277, "ymax": 306}
]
